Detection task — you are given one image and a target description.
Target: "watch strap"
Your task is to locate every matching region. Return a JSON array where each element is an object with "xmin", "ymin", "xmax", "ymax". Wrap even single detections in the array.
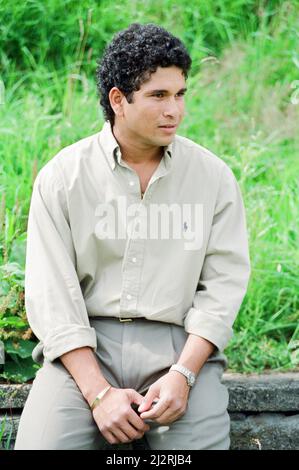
[{"xmin": 169, "ymin": 364, "xmax": 196, "ymax": 387}]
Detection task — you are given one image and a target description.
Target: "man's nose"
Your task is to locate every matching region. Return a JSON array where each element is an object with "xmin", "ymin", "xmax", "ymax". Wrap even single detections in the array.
[{"xmin": 162, "ymin": 97, "xmax": 182, "ymax": 118}]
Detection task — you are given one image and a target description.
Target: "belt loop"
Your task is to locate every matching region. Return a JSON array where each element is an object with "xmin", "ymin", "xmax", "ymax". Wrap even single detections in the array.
[{"xmin": 119, "ymin": 317, "xmax": 133, "ymax": 322}]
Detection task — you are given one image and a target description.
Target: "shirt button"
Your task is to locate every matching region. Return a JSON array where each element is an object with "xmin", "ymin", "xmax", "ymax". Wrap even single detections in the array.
[
  {"xmin": 126, "ymin": 294, "xmax": 132, "ymax": 300},
  {"xmin": 129, "ymin": 181, "xmax": 135, "ymax": 186},
  {"xmin": 132, "ymin": 257, "xmax": 137, "ymax": 263}
]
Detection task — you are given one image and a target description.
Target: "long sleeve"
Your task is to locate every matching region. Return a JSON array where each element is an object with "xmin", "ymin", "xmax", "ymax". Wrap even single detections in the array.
[
  {"xmin": 184, "ymin": 163, "xmax": 251, "ymax": 352},
  {"xmin": 25, "ymin": 160, "xmax": 97, "ymax": 363}
]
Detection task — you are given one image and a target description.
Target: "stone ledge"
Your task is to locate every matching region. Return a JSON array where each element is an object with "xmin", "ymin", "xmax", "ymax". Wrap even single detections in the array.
[
  {"xmin": 0, "ymin": 384, "xmax": 31, "ymax": 410},
  {"xmin": 229, "ymin": 412, "xmax": 299, "ymax": 450},
  {"xmin": 1, "ymin": 372, "xmax": 299, "ymax": 412},
  {"xmin": 1, "ymin": 411, "xmax": 299, "ymax": 450},
  {"xmin": 1, "ymin": 372, "xmax": 298, "ymax": 450},
  {"xmin": 222, "ymin": 372, "xmax": 299, "ymax": 412}
]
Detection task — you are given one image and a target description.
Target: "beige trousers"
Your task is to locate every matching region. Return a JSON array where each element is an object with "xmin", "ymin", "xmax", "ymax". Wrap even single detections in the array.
[{"xmin": 14, "ymin": 317, "xmax": 230, "ymax": 450}]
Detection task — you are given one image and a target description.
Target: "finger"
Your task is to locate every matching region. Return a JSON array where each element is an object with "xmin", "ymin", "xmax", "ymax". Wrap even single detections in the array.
[
  {"xmin": 152, "ymin": 408, "xmax": 179, "ymax": 425},
  {"xmin": 129, "ymin": 389, "xmax": 147, "ymax": 407},
  {"xmin": 120, "ymin": 421, "xmax": 145, "ymax": 441},
  {"xmin": 103, "ymin": 430, "xmax": 119, "ymax": 445},
  {"xmin": 140, "ymin": 399, "xmax": 169, "ymax": 420},
  {"xmin": 128, "ymin": 409, "xmax": 150, "ymax": 432},
  {"xmin": 111, "ymin": 427, "xmax": 133, "ymax": 444},
  {"xmin": 138, "ymin": 390, "xmax": 159, "ymax": 413}
]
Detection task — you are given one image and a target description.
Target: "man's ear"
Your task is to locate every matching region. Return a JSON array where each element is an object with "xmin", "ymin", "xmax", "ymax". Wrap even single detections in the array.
[{"xmin": 109, "ymin": 87, "xmax": 125, "ymax": 117}]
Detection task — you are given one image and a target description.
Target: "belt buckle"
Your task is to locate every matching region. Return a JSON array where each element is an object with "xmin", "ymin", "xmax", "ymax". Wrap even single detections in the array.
[{"xmin": 119, "ymin": 317, "xmax": 133, "ymax": 322}]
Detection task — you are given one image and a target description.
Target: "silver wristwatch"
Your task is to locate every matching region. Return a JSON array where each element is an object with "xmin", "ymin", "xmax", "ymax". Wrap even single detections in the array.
[{"xmin": 169, "ymin": 364, "xmax": 196, "ymax": 387}]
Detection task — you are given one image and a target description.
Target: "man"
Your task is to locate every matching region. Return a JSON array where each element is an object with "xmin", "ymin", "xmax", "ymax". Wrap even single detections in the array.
[{"xmin": 15, "ymin": 23, "xmax": 250, "ymax": 450}]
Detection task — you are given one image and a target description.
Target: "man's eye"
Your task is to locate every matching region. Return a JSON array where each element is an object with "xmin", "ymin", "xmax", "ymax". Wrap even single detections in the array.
[{"xmin": 151, "ymin": 92, "xmax": 185, "ymax": 98}]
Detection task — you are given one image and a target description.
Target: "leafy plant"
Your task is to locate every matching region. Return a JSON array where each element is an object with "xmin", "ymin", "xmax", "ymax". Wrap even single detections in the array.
[{"xmin": 0, "ymin": 260, "xmax": 40, "ymax": 383}]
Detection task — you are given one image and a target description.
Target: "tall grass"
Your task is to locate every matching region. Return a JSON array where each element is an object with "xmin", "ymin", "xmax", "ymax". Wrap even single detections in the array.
[{"xmin": 0, "ymin": 0, "xmax": 298, "ymax": 372}]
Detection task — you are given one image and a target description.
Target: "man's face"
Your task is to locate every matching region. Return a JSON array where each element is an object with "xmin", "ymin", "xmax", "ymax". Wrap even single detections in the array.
[{"xmin": 114, "ymin": 66, "xmax": 187, "ymax": 148}]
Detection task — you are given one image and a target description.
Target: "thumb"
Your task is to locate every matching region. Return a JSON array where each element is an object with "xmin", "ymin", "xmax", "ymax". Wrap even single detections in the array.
[
  {"xmin": 128, "ymin": 389, "xmax": 147, "ymax": 407},
  {"xmin": 138, "ymin": 387, "xmax": 158, "ymax": 412}
]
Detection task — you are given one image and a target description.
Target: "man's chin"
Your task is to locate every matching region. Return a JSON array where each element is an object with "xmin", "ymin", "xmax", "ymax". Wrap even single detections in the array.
[
  {"xmin": 142, "ymin": 130, "xmax": 176, "ymax": 148},
  {"xmin": 154, "ymin": 134, "xmax": 176, "ymax": 147}
]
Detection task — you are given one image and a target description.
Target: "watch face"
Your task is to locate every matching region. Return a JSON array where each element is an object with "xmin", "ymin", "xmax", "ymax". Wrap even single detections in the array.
[{"xmin": 189, "ymin": 375, "xmax": 195, "ymax": 386}]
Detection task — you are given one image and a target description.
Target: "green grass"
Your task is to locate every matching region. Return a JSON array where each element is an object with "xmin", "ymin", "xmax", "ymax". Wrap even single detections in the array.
[
  {"xmin": 0, "ymin": 414, "xmax": 14, "ymax": 449},
  {"xmin": 0, "ymin": 0, "xmax": 298, "ymax": 375}
]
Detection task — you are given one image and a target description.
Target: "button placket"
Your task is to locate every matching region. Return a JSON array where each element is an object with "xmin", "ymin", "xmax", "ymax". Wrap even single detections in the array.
[
  {"xmin": 118, "ymin": 156, "xmax": 169, "ymax": 316},
  {"xmin": 120, "ymin": 215, "xmax": 146, "ymax": 315}
]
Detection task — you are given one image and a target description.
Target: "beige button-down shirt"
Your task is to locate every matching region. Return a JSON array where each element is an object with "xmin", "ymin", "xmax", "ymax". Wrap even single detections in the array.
[{"xmin": 26, "ymin": 121, "xmax": 251, "ymax": 364}]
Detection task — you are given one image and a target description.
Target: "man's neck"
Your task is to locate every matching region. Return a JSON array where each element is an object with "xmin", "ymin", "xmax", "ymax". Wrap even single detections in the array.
[{"xmin": 112, "ymin": 123, "xmax": 164, "ymax": 165}]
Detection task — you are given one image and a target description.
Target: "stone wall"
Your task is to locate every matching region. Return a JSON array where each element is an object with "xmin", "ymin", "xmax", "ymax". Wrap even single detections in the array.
[
  {"xmin": 222, "ymin": 372, "xmax": 299, "ymax": 450},
  {"xmin": 1, "ymin": 372, "xmax": 298, "ymax": 450}
]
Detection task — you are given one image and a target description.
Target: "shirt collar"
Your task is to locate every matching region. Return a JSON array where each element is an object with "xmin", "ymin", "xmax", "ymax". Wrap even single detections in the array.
[{"xmin": 99, "ymin": 120, "xmax": 173, "ymax": 171}]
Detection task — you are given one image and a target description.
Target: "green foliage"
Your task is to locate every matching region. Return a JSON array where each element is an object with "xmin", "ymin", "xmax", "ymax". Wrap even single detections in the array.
[
  {"xmin": 1, "ymin": 355, "xmax": 39, "ymax": 383},
  {"xmin": 0, "ymin": 414, "xmax": 14, "ymax": 450},
  {"xmin": 0, "ymin": 0, "xmax": 298, "ymax": 378},
  {"xmin": 0, "ymin": 0, "xmax": 286, "ymax": 79},
  {"xmin": 0, "ymin": 260, "xmax": 40, "ymax": 383}
]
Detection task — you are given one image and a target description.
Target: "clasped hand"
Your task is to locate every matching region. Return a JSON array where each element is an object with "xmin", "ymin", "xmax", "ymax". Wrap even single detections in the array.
[
  {"xmin": 137, "ymin": 370, "xmax": 190, "ymax": 425},
  {"xmin": 91, "ymin": 370, "xmax": 190, "ymax": 445}
]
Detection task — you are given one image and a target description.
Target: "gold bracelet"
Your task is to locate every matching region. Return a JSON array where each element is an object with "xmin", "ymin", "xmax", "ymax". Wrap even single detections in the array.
[{"xmin": 90, "ymin": 385, "xmax": 112, "ymax": 411}]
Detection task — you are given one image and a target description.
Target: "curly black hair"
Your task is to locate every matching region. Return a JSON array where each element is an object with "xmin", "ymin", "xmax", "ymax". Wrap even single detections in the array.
[{"xmin": 96, "ymin": 23, "xmax": 192, "ymax": 125}]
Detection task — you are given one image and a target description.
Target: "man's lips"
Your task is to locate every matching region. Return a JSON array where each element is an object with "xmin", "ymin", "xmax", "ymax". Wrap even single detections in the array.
[{"xmin": 158, "ymin": 124, "xmax": 177, "ymax": 133}]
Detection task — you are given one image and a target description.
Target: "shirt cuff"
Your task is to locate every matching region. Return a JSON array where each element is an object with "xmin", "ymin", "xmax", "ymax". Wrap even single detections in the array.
[
  {"xmin": 184, "ymin": 308, "xmax": 233, "ymax": 353},
  {"xmin": 33, "ymin": 324, "xmax": 97, "ymax": 364}
]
